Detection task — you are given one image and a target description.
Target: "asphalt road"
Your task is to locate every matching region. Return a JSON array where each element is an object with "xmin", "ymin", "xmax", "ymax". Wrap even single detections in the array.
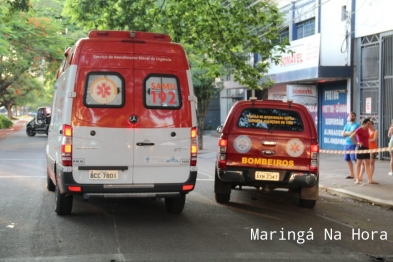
[{"xmin": 0, "ymin": 130, "xmax": 393, "ymax": 262}]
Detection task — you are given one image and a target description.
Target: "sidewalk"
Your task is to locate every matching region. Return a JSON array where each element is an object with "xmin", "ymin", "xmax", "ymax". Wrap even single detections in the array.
[
  {"xmin": 200, "ymin": 133, "xmax": 393, "ymax": 209},
  {"xmin": 0, "ymin": 119, "xmax": 27, "ymax": 139}
]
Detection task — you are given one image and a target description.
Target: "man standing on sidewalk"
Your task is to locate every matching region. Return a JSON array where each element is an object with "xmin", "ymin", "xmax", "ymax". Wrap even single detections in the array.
[{"xmin": 342, "ymin": 112, "xmax": 360, "ymax": 179}]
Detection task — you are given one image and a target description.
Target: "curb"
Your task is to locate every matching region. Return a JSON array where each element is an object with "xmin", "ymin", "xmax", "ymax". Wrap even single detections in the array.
[{"xmin": 320, "ymin": 185, "xmax": 393, "ymax": 209}]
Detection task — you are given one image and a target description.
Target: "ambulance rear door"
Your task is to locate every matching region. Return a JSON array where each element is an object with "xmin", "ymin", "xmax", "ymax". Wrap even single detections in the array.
[{"xmin": 132, "ymin": 41, "xmax": 193, "ymax": 184}]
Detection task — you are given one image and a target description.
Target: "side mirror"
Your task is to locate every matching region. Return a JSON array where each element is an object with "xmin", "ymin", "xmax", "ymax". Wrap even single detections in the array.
[{"xmin": 216, "ymin": 126, "xmax": 223, "ymax": 133}]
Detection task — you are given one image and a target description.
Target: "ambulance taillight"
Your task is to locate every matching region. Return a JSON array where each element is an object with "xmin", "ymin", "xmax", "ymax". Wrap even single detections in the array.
[
  {"xmin": 191, "ymin": 127, "xmax": 198, "ymax": 166},
  {"xmin": 61, "ymin": 124, "xmax": 72, "ymax": 166}
]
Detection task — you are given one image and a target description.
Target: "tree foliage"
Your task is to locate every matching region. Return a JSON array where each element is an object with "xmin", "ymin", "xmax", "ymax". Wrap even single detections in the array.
[
  {"xmin": 62, "ymin": 0, "xmax": 289, "ymax": 148},
  {"xmin": 0, "ymin": 10, "xmax": 66, "ymax": 108},
  {"xmin": 4, "ymin": 0, "xmax": 31, "ymax": 11},
  {"xmin": 1, "ymin": 72, "xmax": 46, "ymax": 118},
  {"xmin": 0, "ymin": 0, "xmax": 82, "ymax": 117},
  {"xmin": 63, "ymin": 0, "xmax": 288, "ymax": 90},
  {"xmin": 186, "ymin": 44, "xmax": 224, "ymax": 149}
]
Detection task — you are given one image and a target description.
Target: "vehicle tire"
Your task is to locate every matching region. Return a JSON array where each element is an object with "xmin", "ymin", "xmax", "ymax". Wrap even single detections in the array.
[
  {"xmin": 55, "ymin": 185, "xmax": 73, "ymax": 215},
  {"xmin": 165, "ymin": 194, "xmax": 185, "ymax": 214},
  {"xmin": 214, "ymin": 169, "xmax": 231, "ymax": 204},
  {"xmin": 299, "ymin": 199, "xmax": 316, "ymax": 208},
  {"xmin": 26, "ymin": 126, "xmax": 36, "ymax": 137},
  {"xmin": 215, "ymin": 193, "xmax": 230, "ymax": 204},
  {"xmin": 46, "ymin": 170, "xmax": 55, "ymax": 192}
]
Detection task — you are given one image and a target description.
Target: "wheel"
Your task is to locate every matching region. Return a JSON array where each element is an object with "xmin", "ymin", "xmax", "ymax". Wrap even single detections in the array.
[
  {"xmin": 165, "ymin": 194, "xmax": 185, "ymax": 214},
  {"xmin": 26, "ymin": 126, "xmax": 36, "ymax": 136},
  {"xmin": 214, "ymin": 169, "xmax": 231, "ymax": 204},
  {"xmin": 55, "ymin": 185, "xmax": 73, "ymax": 215},
  {"xmin": 299, "ymin": 199, "xmax": 316, "ymax": 208},
  {"xmin": 46, "ymin": 169, "xmax": 55, "ymax": 192},
  {"xmin": 215, "ymin": 193, "xmax": 230, "ymax": 203}
]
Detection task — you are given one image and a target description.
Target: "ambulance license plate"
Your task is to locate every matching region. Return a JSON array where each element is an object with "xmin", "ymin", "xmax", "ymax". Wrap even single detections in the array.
[
  {"xmin": 255, "ymin": 171, "xmax": 279, "ymax": 181},
  {"xmin": 89, "ymin": 170, "xmax": 118, "ymax": 180}
]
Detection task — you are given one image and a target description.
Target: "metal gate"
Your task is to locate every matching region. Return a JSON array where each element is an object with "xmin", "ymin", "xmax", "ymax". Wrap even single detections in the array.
[{"xmin": 381, "ymin": 34, "xmax": 393, "ymax": 159}]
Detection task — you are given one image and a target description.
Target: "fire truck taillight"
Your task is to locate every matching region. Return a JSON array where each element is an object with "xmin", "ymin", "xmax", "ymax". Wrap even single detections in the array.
[
  {"xmin": 191, "ymin": 127, "xmax": 197, "ymax": 166},
  {"xmin": 61, "ymin": 124, "xmax": 72, "ymax": 166},
  {"xmin": 218, "ymin": 138, "xmax": 227, "ymax": 169},
  {"xmin": 310, "ymin": 144, "xmax": 319, "ymax": 170}
]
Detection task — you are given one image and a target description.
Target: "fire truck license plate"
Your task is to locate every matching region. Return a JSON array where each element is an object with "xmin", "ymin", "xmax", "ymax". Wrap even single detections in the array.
[
  {"xmin": 255, "ymin": 171, "xmax": 279, "ymax": 181},
  {"xmin": 89, "ymin": 170, "xmax": 118, "ymax": 180}
]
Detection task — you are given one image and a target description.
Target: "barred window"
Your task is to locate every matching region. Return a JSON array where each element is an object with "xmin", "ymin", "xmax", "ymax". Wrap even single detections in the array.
[
  {"xmin": 279, "ymin": 27, "xmax": 290, "ymax": 42},
  {"xmin": 296, "ymin": 18, "xmax": 315, "ymax": 40}
]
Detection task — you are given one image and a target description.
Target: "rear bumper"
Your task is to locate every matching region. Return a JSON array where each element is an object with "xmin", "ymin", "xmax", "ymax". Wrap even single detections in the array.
[
  {"xmin": 56, "ymin": 165, "xmax": 197, "ymax": 198},
  {"xmin": 217, "ymin": 168, "xmax": 318, "ymax": 187}
]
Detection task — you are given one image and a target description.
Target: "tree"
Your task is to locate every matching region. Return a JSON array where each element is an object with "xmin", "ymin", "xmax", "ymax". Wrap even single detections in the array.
[
  {"xmin": 4, "ymin": 0, "xmax": 31, "ymax": 11},
  {"xmin": 0, "ymin": 72, "xmax": 44, "ymax": 118},
  {"xmin": 186, "ymin": 44, "xmax": 224, "ymax": 149},
  {"xmin": 0, "ymin": 4, "xmax": 68, "ymax": 116},
  {"xmin": 62, "ymin": 0, "xmax": 289, "ymax": 148},
  {"xmin": 63, "ymin": 0, "xmax": 288, "ymax": 90},
  {"xmin": 193, "ymin": 70, "xmax": 222, "ymax": 149}
]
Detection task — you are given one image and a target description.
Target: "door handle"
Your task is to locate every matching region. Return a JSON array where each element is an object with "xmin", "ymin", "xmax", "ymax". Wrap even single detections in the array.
[{"xmin": 136, "ymin": 142, "xmax": 155, "ymax": 146}]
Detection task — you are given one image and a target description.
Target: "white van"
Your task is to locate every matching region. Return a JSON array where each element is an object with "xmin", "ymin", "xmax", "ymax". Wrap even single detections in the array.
[{"xmin": 46, "ymin": 30, "xmax": 198, "ymax": 215}]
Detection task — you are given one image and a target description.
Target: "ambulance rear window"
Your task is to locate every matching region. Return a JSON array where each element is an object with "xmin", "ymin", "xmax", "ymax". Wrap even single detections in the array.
[
  {"xmin": 144, "ymin": 74, "xmax": 182, "ymax": 109},
  {"xmin": 84, "ymin": 72, "xmax": 125, "ymax": 108},
  {"xmin": 237, "ymin": 108, "xmax": 304, "ymax": 131}
]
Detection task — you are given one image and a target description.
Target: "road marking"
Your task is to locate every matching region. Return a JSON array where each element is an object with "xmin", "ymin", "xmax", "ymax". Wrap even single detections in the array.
[
  {"xmin": 315, "ymin": 213, "xmax": 354, "ymax": 229},
  {"xmin": 198, "ymin": 170, "xmax": 214, "ymax": 178},
  {"xmin": 0, "ymin": 159, "xmax": 46, "ymax": 161},
  {"xmin": 197, "ymin": 178, "xmax": 214, "ymax": 181},
  {"xmin": 0, "ymin": 176, "xmax": 46, "ymax": 178}
]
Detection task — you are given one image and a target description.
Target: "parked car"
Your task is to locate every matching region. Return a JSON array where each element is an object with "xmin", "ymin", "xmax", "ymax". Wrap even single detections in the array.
[
  {"xmin": 215, "ymin": 99, "xmax": 319, "ymax": 208},
  {"xmin": 26, "ymin": 107, "xmax": 51, "ymax": 136}
]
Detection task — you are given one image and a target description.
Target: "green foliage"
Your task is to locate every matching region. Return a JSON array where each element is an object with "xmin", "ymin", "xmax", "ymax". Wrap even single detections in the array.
[
  {"xmin": 0, "ymin": 0, "xmax": 82, "ymax": 113},
  {"xmin": 0, "ymin": 11, "xmax": 66, "ymax": 86},
  {"xmin": 62, "ymin": 0, "xmax": 157, "ymax": 31},
  {"xmin": 62, "ymin": 0, "xmax": 288, "ymax": 90},
  {"xmin": 0, "ymin": 114, "xmax": 13, "ymax": 129},
  {"xmin": 5, "ymin": 0, "xmax": 31, "ymax": 12},
  {"xmin": 1, "ymin": 0, "xmax": 31, "ymax": 22}
]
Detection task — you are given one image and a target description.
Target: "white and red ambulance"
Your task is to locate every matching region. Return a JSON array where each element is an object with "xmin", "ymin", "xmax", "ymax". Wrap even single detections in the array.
[{"xmin": 46, "ymin": 31, "xmax": 198, "ymax": 215}]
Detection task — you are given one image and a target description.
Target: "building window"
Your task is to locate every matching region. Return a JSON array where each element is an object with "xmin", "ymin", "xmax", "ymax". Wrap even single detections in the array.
[
  {"xmin": 341, "ymin": 6, "xmax": 347, "ymax": 21},
  {"xmin": 272, "ymin": 27, "xmax": 289, "ymax": 46},
  {"xmin": 296, "ymin": 18, "xmax": 315, "ymax": 39},
  {"xmin": 279, "ymin": 27, "xmax": 289, "ymax": 42}
]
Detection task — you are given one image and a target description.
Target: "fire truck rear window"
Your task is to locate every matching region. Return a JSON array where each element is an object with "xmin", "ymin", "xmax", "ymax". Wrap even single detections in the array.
[{"xmin": 237, "ymin": 108, "xmax": 304, "ymax": 131}]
